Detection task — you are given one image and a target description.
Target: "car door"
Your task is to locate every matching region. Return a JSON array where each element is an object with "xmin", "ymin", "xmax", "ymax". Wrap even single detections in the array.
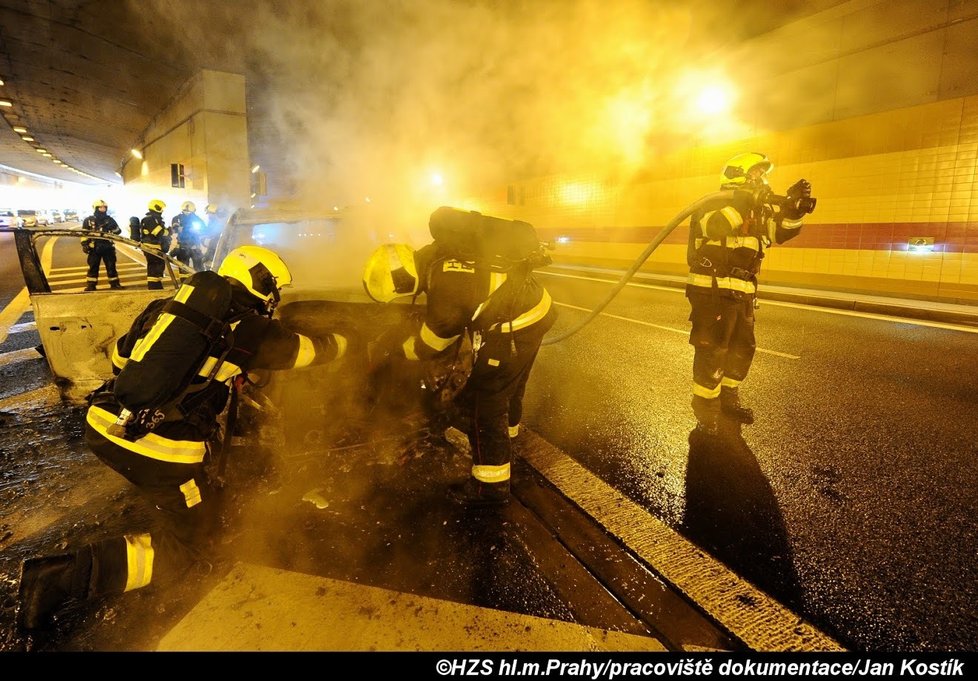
[{"xmin": 4, "ymin": 226, "xmax": 193, "ymax": 404}]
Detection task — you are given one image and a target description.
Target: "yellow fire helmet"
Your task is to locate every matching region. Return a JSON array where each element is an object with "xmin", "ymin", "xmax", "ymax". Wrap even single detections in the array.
[
  {"xmin": 362, "ymin": 243, "xmax": 419, "ymax": 303},
  {"xmin": 181, "ymin": 201, "xmax": 196, "ymax": 213},
  {"xmin": 147, "ymin": 198, "xmax": 166, "ymax": 213},
  {"xmin": 720, "ymin": 152, "xmax": 773, "ymax": 189},
  {"xmin": 92, "ymin": 199, "xmax": 108, "ymax": 210},
  {"xmin": 218, "ymin": 245, "xmax": 293, "ymax": 312}
]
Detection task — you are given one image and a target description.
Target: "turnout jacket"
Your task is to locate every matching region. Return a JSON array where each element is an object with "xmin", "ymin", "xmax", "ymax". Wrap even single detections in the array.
[
  {"xmin": 686, "ymin": 191, "xmax": 804, "ymax": 300},
  {"xmin": 87, "ymin": 296, "xmax": 344, "ymax": 463},
  {"xmin": 140, "ymin": 211, "xmax": 170, "ymax": 252},
  {"xmin": 81, "ymin": 212, "xmax": 121, "ymax": 251},
  {"xmin": 407, "ymin": 242, "xmax": 554, "ymax": 361}
]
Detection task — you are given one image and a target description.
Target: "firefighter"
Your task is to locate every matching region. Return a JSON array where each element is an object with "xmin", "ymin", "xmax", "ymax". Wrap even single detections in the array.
[
  {"xmin": 170, "ymin": 201, "xmax": 207, "ymax": 271},
  {"xmin": 80, "ymin": 199, "xmax": 123, "ymax": 291},
  {"xmin": 16, "ymin": 245, "xmax": 348, "ymax": 631},
  {"xmin": 201, "ymin": 203, "xmax": 222, "ymax": 269},
  {"xmin": 686, "ymin": 152, "xmax": 814, "ymax": 433},
  {"xmin": 140, "ymin": 199, "xmax": 169, "ymax": 289},
  {"xmin": 362, "ymin": 241, "xmax": 556, "ymax": 507}
]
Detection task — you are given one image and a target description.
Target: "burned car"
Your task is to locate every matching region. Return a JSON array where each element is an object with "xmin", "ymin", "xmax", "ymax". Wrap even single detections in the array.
[{"xmin": 3, "ymin": 211, "xmax": 464, "ymax": 466}]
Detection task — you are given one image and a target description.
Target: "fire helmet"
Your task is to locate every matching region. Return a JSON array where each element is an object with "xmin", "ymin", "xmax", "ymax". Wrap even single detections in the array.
[
  {"xmin": 362, "ymin": 243, "xmax": 419, "ymax": 303},
  {"xmin": 92, "ymin": 199, "xmax": 108, "ymax": 210},
  {"xmin": 181, "ymin": 201, "xmax": 196, "ymax": 213},
  {"xmin": 218, "ymin": 245, "xmax": 293, "ymax": 313},
  {"xmin": 720, "ymin": 152, "xmax": 773, "ymax": 189},
  {"xmin": 148, "ymin": 199, "xmax": 166, "ymax": 213}
]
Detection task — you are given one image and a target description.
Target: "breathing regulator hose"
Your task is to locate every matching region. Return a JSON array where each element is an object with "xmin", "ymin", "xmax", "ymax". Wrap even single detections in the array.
[{"xmin": 541, "ymin": 190, "xmax": 737, "ymax": 346}]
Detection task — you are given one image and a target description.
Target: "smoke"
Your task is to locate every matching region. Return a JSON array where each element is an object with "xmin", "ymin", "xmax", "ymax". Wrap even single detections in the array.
[{"xmin": 140, "ymin": 0, "xmax": 727, "ymax": 229}]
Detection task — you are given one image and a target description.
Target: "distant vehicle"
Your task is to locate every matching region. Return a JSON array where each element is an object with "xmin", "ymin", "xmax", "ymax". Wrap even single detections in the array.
[
  {"xmin": 63, "ymin": 208, "xmax": 79, "ymax": 222},
  {"xmin": 16, "ymin": 209, "xmax": 38, "ymax": 228},
  {"xmin": 0, "ymin": 209, "xmax": 15, "ymax": 228},
  {"xmin": 51, "ymin": 209, "xmax": 64, "ymax": 223},
  {"xmin": 35, "ymin": 210, "xmax": 51, "ymax": 226}
]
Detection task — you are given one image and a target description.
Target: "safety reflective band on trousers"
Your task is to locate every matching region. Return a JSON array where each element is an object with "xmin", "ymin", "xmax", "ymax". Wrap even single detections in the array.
[
  {"xmin": 124, "ymin": 533, "xmax": 154, "ymax": 592},
  {"xmin": 472, "ymin": 463, "xmax": 511, "ymax": 483},
  {"xmin": 492, "ymin": 290, "xmax": 553, "ymax": 333},
  {"xmin": 87, "ymin": 406, "xmax": 207, "ymax": 464}
]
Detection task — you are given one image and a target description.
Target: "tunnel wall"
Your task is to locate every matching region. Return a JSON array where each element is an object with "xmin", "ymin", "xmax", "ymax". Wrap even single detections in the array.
[
  {"xmin": 476, "ymin": 0, "xmax": 978, "ymax": 305},
  {"xmin": 121, "ymin": 70, "xmax": 250, "ymax": 217}
]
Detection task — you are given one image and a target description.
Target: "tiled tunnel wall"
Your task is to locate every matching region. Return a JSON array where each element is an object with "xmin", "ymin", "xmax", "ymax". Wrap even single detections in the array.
[{"xmin": 478, "ymin": 1, "xmax": 978, "ymax": 304}]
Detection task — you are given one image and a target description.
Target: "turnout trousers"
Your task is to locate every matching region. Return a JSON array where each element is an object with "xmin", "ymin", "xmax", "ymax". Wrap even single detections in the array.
[
  {"xmin": 86, "ymin": 246, "xmax": 120, "ymax": 289},
  {"xmin": 456, "ymin": 309, "xmax": 555, "ymax": 491},
  {"xmin": 687, "ymin": 290, "xmax": 757, "ymax": 399}
]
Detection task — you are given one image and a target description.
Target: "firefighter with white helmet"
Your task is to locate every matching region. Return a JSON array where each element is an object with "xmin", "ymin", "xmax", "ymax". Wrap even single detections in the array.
[
  {"xmin": 80, "ymin": 199, "xmax": 123, "ymax": 290},
  {"xmin": 16, "ymin": 245, "xmax": 348, "ymax": 631},
  {"xmin": 170, "ymin": 200, "xmax": 207, "ymax": 272},
  {"xmin": 686, "ymin": 152, "xmax": 814, "ymax": 433}
]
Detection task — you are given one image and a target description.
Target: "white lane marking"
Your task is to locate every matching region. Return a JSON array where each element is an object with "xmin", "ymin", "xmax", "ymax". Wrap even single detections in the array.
[
  {"xmin": 554, "ymin": 301, "xmax": 801, "ymax": 360},
  {"xmin": 46, "ymin": 264, "xmax": 145, "ymax": 279},
  {"xmin": 0, "ymin": 347, "xmax": 43, "ymax": 368},
  {"xmin": 9, "ymin": 321, "xmax": 36, "ymax": 333},
  {"xmin": 542, "ymin": 270, "xmax": 978, "ymax": 335},
  {"xmin": 0, "ymin": 236, "xmax": 57, "ymax": 346}
]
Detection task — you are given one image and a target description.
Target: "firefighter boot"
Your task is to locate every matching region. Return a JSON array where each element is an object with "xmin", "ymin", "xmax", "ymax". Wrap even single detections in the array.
[
  {"xmin": 447, "ymin": 478, "xmax": 510, "ymax": 508},
  {"xmin": 720, "ymin": 387, "xmax": 755, "ymax": 425},
  {"xmin": 84, "ymin": 282, "xmax": 97, "ymax": 292},
  {"xmin": 16, "ymin": 550, "xmax": 92, "ymax": 630},
  {"xmin": 691, "ymin": 395, "xmax": 721, "ymax": 435}
]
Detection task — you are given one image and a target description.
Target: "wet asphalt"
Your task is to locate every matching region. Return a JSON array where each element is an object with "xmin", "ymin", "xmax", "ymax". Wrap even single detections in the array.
[
  {"xmin": 2, "ymin": 232, "xmax": 977, "ymax": 652},
  {"xmin": 525, "ymin": 272, "xmax": 978, "ymax": 652}
]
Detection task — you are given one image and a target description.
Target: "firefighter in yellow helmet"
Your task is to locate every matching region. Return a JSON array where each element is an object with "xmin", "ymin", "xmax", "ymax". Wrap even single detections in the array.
[
  {"xmin": 362, "ymin": 228, "xmax": 556, "ymax": 508},
  {"xmin": 140, "ymin": 198, "xmax": 170, "ymax": 289},
  {"xmin": 15, "ymin": 245, "xmax": 348, "ymax": 631},
  {"xmin": 686, "ymin": 152, "xmax": 814, "ymax": 433},
  {"xmin": 80, "ymin": 199, "xmax": 123, "ymax": 290}
]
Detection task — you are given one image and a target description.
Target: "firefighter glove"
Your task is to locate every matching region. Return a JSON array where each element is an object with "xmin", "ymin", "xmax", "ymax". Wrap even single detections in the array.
[
  {"xmin": 787, "ymin": 179, "xmax": 812, "ymax": 201},
  {"xmin": 783, "ymin": 179, "xmax": 813, "ymax": 219},
  {"xmin": 82, "ymin": 243, "xmax": 91, "ymax": 254}
]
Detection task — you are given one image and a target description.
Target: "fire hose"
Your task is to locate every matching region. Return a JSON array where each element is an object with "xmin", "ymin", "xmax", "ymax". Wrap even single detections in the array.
[{"xmin": 540, "ymin": 190, "xmax": 738, "ymax": 346}]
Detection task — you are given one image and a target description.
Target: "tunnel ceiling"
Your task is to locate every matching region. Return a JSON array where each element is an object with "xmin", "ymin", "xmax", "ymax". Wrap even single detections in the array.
[{"xmin": 0, "ymin": 0, "xmax": 838, "ymax": 188}]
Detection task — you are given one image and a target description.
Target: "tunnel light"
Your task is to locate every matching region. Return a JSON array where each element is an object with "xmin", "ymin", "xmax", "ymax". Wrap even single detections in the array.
[
  {"xmin": 251, "ymin": 164, "xmax": 260, "ymax": 173},
  {"xmin": 908, "ymin": 237, "xmax": 935, "ymax": 254},
  {"xmin": 431, "ymin": 172, "xmax": 444, "ymax": 187},
  {"xmin": 131, "ymin": 148, "xmax": 143, "ymax": 160},
  {"xmin": 0, "ymin": 100, "xmax": 12, "ymax": 107},
  {"xmin": 695, "ymin": 84, "xmax": 733, "ymax": 115},
  {"xmin": 21, "ymin": 136, "xmax": 34, "ymax": 142},
  {"xmin": 0, "ymin": 78, "xmax": 4, "ymax": 86},
  {"xmin": 36, "ymin": 148, "xmax": 47, "ymax": 153},
  {"xmin": 12, "ymin": 126, "xmax": 27, "ymax": 133},
  {"xmin": 556, "ymin": 236, "xmax": 571, "ymax": 244},
  {"xmin": 365, "ymin": 196, "xmax": 371, "ymax": 203}
]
